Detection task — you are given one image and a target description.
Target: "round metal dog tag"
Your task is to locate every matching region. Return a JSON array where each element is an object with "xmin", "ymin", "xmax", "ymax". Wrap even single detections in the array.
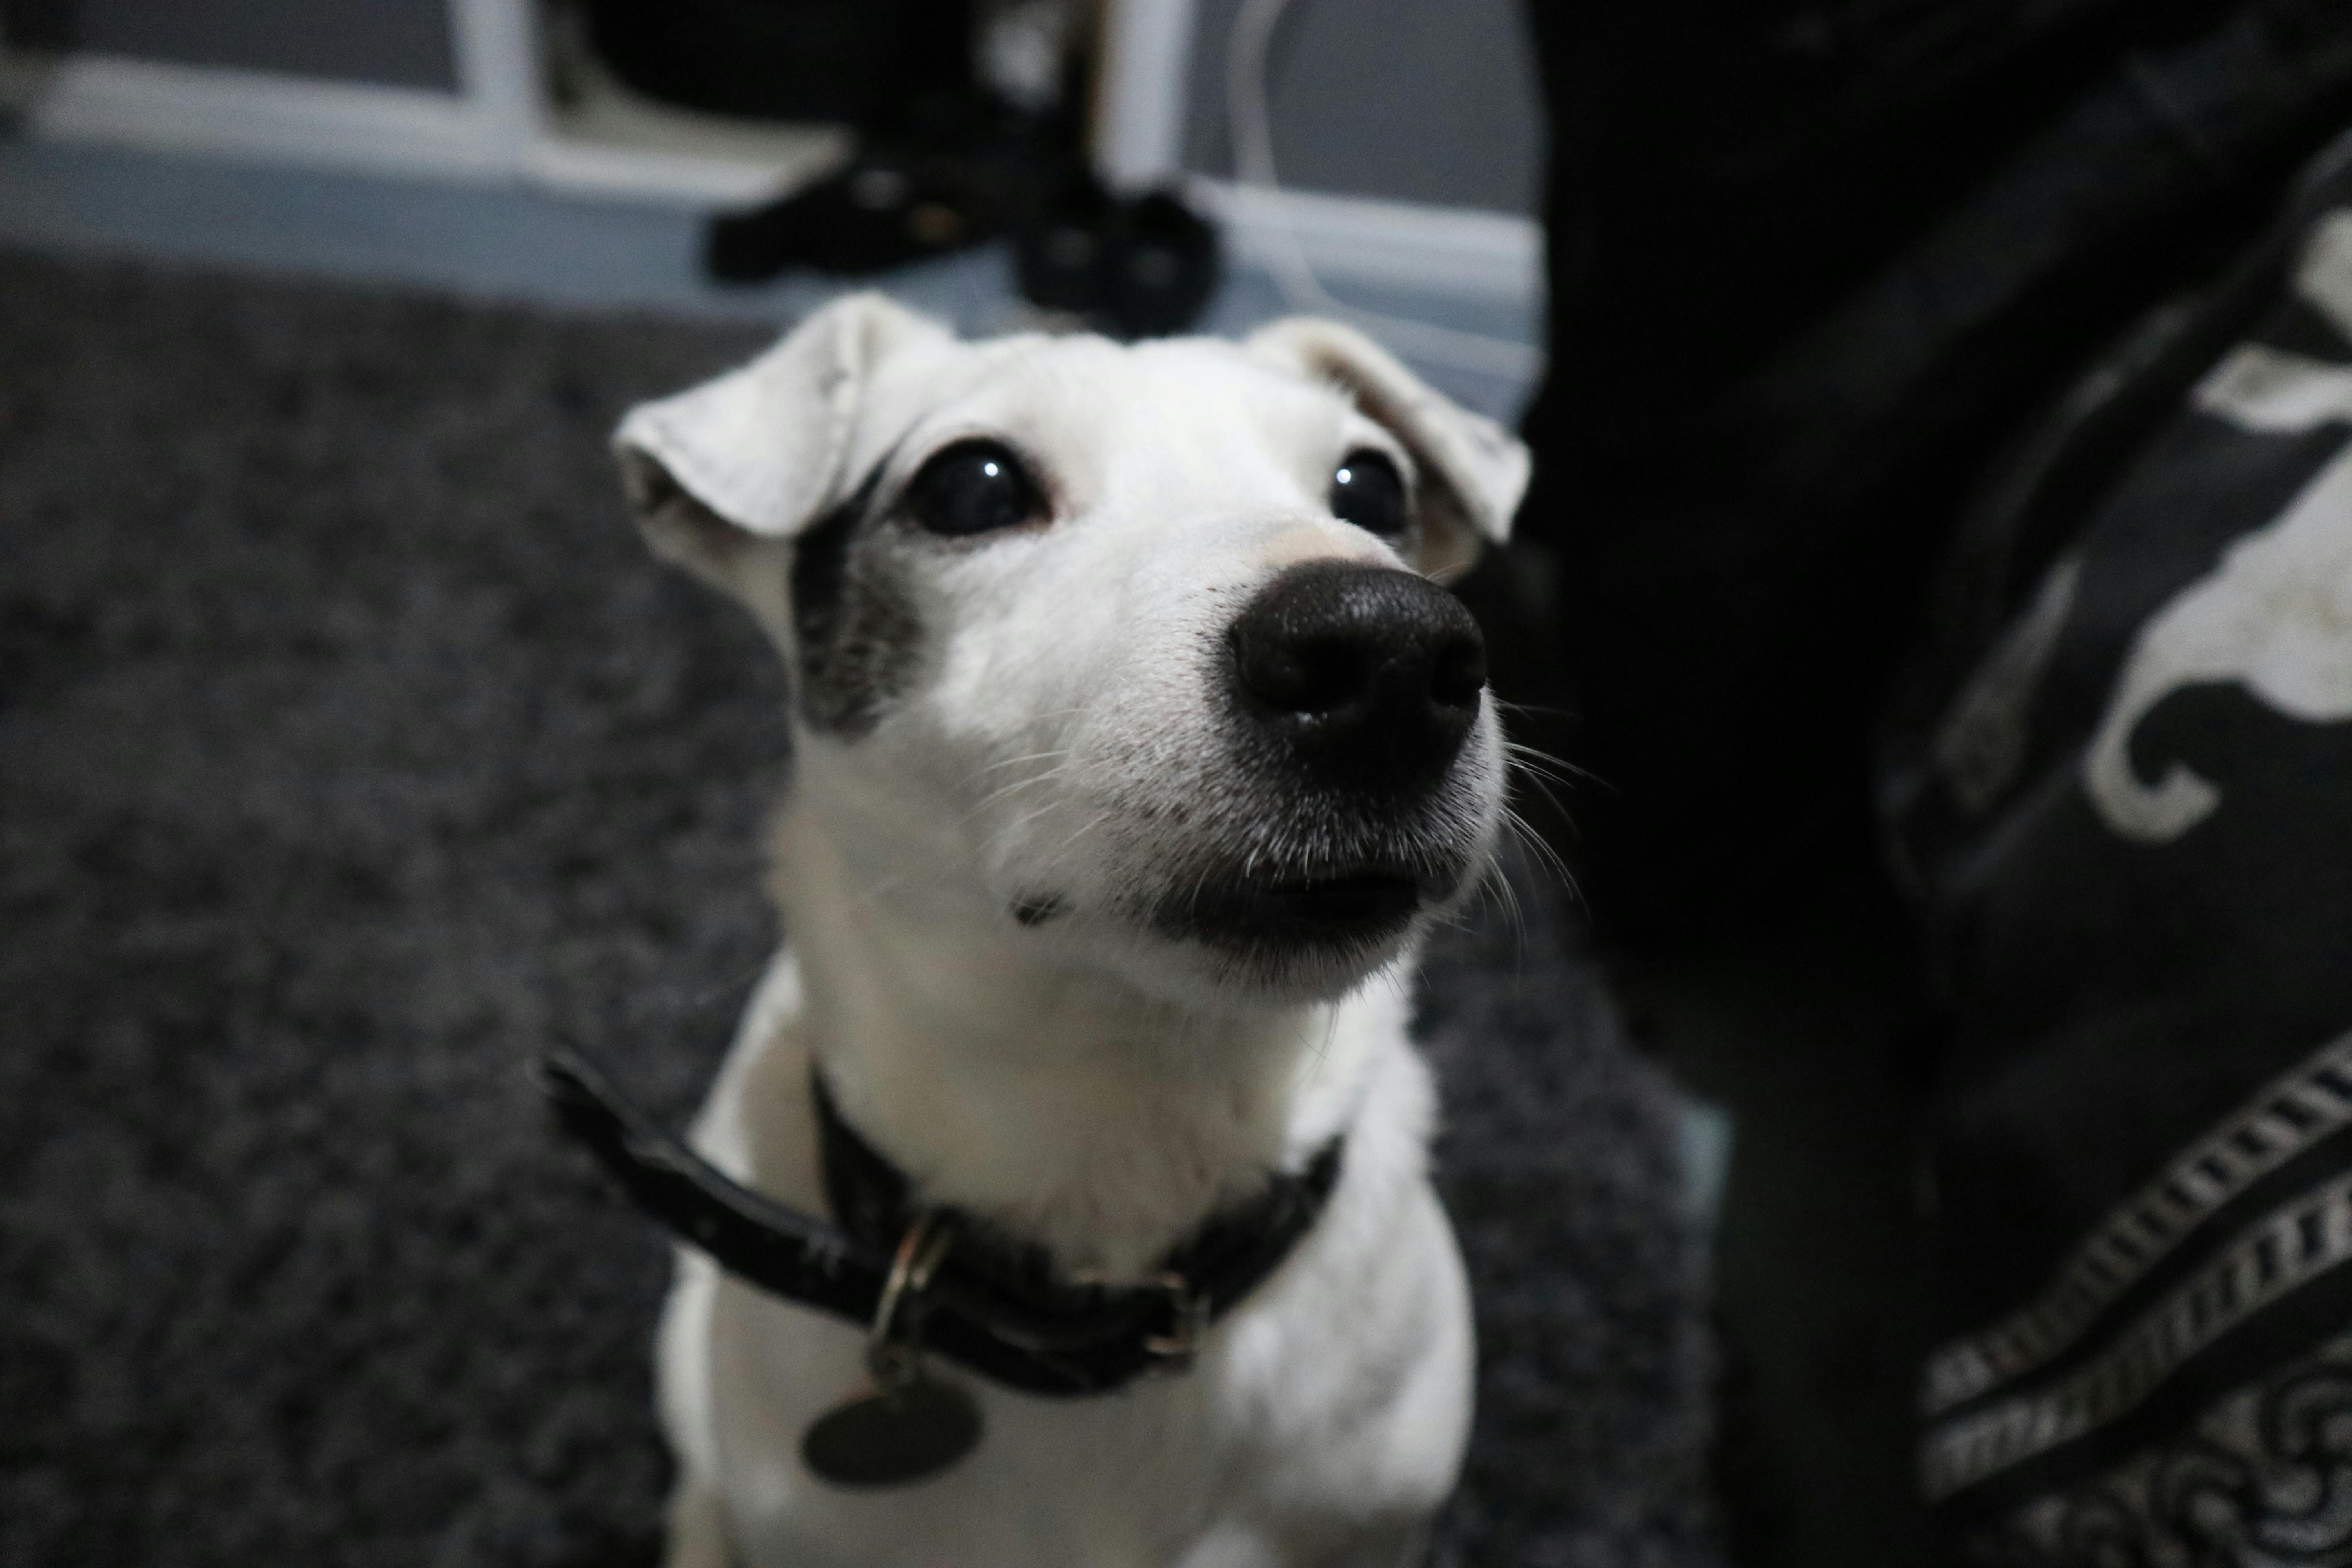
[{"xmin": 801, "ymin": 1379, "xmax": 982, "ymax": 1487}]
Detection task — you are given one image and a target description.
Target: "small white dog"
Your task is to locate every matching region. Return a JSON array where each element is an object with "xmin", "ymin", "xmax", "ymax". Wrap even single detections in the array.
[{"xmin": 608, "ymin": 295, "xmax": 1528, "ymax": 1568}]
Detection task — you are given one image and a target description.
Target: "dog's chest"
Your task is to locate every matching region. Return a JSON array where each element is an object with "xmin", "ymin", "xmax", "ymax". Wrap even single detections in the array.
[
  {"xmin": 706, "ymin": 1280, "xmax": 1238, "ymax": 1567},
  {"xmin": 677, "ymin": 951, "xmax": 1461, "ymax": 1567}
]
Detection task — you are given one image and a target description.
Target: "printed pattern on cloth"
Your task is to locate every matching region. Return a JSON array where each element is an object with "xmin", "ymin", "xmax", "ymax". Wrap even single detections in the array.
[
  {"xmin": 2082, "ymin": 210, "xmax": 2352, "ymax": 843},
  {"xmin": 1882, "ymin": 146, "xmax": 2352, "ymax": 1565},
  {"xmin": 1926, "ymin": 1097, "xmax": 2352, "ymax": 1500},
  {"xmin": 1925, "ymin": 1033, "xmax": 2352, "ymax": 1419},
  {"xmin": 1967, "ymin": 1329, "xmax": 2352, "ymax": 1567}
]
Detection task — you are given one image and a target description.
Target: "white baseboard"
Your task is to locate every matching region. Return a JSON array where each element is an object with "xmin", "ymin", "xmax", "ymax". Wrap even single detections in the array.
[
  {"xmin": 28, "ymin": 54, "xmax": 510, "ymax": 180},
  {"xmin": 21, "ymin": 53, "xmax": 818, "ymax": 206},
  {"xmin": 517, "ymin": 135, "xmax": 820, "ymax": 206},
  {"xmin": 1190, "ymin": 178, "xmax": 1541, "ymax": 304},
  {"xmin": 16, "ymin": 52, "xmax": 1543, "ymax": 305}
]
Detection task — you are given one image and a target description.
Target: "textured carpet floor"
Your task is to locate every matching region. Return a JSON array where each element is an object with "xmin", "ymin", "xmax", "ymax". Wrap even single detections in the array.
[{"xmin": 0, "ymin": 249, "xmax": 1717, "ymax": 1568}]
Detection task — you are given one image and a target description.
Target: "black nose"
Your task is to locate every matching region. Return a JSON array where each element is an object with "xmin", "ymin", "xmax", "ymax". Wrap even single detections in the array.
[{"xmin": 1227, "ymin": 561, "xmax": 1487, "ymax": 789}]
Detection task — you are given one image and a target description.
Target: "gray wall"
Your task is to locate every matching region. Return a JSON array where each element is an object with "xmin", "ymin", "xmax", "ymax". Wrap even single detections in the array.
[
  {"xmin": 10, "ymin": 0, "xmax": 459, "ymax": 90},
  {"xmin": 1183, "ymin": 0, "xmax": 1542, "ymax": 216}
]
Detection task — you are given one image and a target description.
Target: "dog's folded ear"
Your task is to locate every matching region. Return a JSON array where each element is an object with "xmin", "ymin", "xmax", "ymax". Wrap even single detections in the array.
[
  {"xmin": 1244, "ymin": 318, "xmax": 1530, "ymax": 580},
  {"xmin": 613, "ymin": 293, "xmax": 950, "ymax": 591}
]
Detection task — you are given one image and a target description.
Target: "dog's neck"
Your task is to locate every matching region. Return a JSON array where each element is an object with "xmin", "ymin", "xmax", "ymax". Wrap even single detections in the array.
[{"xmin": 767, "ymin": 753, "xmax": 1397, "ymax": 1278}]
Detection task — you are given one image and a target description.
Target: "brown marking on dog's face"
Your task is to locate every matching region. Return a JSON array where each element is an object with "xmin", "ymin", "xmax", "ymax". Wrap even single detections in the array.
[{"xmin": 788, "ymin": 469, "xmax": 924, "ymax": 738}]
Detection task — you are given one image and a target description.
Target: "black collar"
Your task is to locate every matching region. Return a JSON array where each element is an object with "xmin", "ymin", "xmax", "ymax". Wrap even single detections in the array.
[{"xmin": 537, "ymin": 1047, "xmax": 1345, "ymax": 1397}]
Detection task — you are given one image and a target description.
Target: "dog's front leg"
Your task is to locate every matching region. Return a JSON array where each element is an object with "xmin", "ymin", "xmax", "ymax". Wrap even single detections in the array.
[
  {"xmin": 1175, "ymin": 1520, "xmax": 1430, "ymax": 1568},
  {"xmin": 655, "ymin": 1250, "xmax": 735, "ymax": 1568},
  {"xmin": 662, "ymin": 1482, "xmax": 736, "ymax": 1568}
]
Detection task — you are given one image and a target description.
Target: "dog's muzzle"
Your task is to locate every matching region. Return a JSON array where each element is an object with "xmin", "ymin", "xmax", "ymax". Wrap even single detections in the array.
[
  {"xmin": 1226, "ymin": 560, "xmax": 1486, "ymax": 793},
  {"xmin": 1148, "ymin": 561, "xmax": 1491, "ymax": 961}
]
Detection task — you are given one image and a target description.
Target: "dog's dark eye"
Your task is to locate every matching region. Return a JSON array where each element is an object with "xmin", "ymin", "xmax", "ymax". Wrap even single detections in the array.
[
  {"xmin": 905, "ymin": 440, "xmax": 1047, "ymax": 538},
  {"xmin": 1329, "ymin": 450, "xmax": 1408, "ymax": 540}
]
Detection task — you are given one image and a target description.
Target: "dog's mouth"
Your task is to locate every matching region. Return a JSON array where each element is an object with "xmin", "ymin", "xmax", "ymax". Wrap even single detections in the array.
[{"xmin": 1158, "ymin": 867, "xmax": 1436, "ymax": 952}]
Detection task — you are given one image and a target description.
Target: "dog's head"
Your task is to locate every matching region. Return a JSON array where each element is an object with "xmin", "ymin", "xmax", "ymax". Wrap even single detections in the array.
[{"xmin": 617, "ymin": 295, "xmax": 1528, "ymax": 1005}]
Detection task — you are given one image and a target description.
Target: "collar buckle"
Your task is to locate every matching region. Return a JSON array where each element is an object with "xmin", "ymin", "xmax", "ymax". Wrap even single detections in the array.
[
  {"xmin": 1140, "ymin": 1272, "xmax": 1209, "ymax": 1371},
  {"xmin": 867, "ymin": 1211, "xmax": 955, "ymax": 1388}
]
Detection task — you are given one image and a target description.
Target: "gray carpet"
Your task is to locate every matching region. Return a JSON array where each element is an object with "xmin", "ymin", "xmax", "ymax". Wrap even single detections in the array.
[{"xmin": 0, "ymin": 248, "xmax": 1717, "ymax": 1567}]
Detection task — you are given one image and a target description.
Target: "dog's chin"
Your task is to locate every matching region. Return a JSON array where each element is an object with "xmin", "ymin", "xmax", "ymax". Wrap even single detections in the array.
[
  {"xmin": 1171, "ymin": 870, "xmax": 1425, "ymax": 949},
  {"xmin": 1142, "ymin": 862, "xmax": 1461, "ymax": 1001}
]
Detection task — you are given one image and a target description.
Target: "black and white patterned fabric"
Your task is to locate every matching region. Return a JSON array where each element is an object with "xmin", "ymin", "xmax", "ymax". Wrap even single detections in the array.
[
  {"xmin": 1518, "ymin": 0, "xmax": 2352, "ymax": 946},
  {"xmin": 1882, "ymin": 135, "xmax": 2352, "ymax": 1564}
]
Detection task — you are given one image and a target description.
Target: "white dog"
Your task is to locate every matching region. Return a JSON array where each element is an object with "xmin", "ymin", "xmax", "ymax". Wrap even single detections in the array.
[{"xmin": 608, "ymin": 294, "xmax": 1529, "ymax": 1568}]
